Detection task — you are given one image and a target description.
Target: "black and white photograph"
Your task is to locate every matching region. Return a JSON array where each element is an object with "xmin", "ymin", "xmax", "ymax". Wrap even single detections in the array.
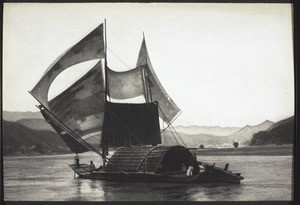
[{"xmin": 2, "ymin": 2, "xmax": 294, "ymax": 202}]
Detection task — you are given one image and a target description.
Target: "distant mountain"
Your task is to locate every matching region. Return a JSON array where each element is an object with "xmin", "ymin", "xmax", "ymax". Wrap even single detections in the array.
[
  {"xmin": 16, "ymin": 118, "xmax": 54, "ymax": 131},
  {"xmin": 3, "ymin": 120, "xmax": 71, "ymax": 156},
  {"xmin": 227, "ymin": 120, "xmax": 274, "ymax": 146},
  {"xmin": 3, "ymin": 111, "xmax": 43, "ymax": 122},
  {"xmin": 162, "ymin": 130, "xmax": 229, "ymax": 148},
  {"xmin": 174, "ymin": 125, "xmax": 240, "ymax": 136},
  {"xmin": 250, "ymin": 116, "xmax": 294, "ymax": 146}
]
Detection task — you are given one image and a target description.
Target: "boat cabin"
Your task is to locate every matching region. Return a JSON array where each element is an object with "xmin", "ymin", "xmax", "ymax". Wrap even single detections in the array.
[{"xmin": 103, "ymin": 145, "xmax": 200, "ymax": 174}]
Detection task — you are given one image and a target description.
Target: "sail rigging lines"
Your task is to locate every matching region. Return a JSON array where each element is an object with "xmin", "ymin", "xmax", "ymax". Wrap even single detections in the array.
[
  {"xmin": 106, "ymin": 46, "xmax": 132, "ymax": 70},
  {"xmin": 158, "ymin": 106, "xmax": 187, "ymax": 147},
  {"xmin": 39, "ymin": 105, "xmax": 130, "ymax": 175},
  {"xmin": 37, "ymin": 105, "xmax": 102, "ymax": 156},
  {"xmin": 31, "ymin": 21, "xmax": 181, "ymax": 155}
]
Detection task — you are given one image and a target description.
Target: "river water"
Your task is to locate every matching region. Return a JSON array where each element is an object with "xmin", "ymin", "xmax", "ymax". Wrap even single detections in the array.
[{"xmin": 3, "ymin": 153, "xmax": 293, "ymax": 201}]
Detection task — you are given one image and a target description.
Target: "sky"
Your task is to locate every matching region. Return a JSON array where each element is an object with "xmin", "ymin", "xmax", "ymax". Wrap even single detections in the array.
[{"xmin": 3, "ymin": 3, "xmax": 294, "ymax": 127}]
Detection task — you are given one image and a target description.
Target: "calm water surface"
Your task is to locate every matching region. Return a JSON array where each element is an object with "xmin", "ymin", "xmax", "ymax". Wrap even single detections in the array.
[{"xmin": 4, "ymin": 153, "xmax": 293, "ymax": 201}]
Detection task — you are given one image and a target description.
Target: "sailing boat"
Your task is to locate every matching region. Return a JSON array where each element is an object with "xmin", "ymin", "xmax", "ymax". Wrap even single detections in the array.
[{"xmin": 30, "ymin": 21, "xmax": 243, "ymax": 184}]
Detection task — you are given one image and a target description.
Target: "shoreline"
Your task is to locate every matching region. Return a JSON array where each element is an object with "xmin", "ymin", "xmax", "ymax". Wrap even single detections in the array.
[
  {"xmin": 190, "ymin": 144, "xmax": 293, "ymax": 156},
  {"xmin": 4, "ymin": 144, "xmax": 293, "ymax": 158}
]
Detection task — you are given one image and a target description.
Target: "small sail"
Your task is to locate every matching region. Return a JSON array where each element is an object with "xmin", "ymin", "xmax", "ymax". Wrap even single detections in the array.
[
  {"xmin": 31, "ymin": 24, "xmax": 105, "ymax": 108},
  {"xmin": 136, "ymin": 38, "xmax": 181, "ymax": 123},
  {"xmin": 48, "ymin": 61, "xmax": 105, "ymax": 151},
  {"xmin": 107, "ymin": 66, "xmax": 144, "ymax": 99},
  {"xmin": 101, "ymin": 101, "xmax": 161, "ymax": 147}
]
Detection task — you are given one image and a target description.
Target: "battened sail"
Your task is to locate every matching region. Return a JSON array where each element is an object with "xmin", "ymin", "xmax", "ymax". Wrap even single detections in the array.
[
  {"xmin": 30, "ymin": 24, "xmax": 105, "ymax": 153},
  {"xmin": 30, "ymin": 24, "xmax": 105, "ymax": 108},
  {"xmin": 136, "ymin": 38, "xmax": 180, "ymax": 123},
  {"xmin": 48, "ymin": 61, "xmax": 105, "ymax": 150}
]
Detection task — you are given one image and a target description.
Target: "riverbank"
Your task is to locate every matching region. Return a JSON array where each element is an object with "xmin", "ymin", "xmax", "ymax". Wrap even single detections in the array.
[{"xmin": 190, "ymin": 144, "xmax": 293, "ymax": 156}]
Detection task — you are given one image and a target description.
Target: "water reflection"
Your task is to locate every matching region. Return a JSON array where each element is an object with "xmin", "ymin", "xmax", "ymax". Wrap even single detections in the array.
[
  {"xmin": 66, "ymin": 178, "xmax": 104, "ymax": 201},
  {"xmin": 99, "ymin": 180, "xmax": 242, "ymax": 201},
  {"xmin": 4, "ymin": 155, "xmax": 292, "ymax": 201}
]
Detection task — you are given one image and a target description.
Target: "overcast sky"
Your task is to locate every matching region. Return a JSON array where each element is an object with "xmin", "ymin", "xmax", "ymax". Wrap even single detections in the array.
[{"xmin": 3, "ymin": 3, "xmax": 294, "ymax": 127}]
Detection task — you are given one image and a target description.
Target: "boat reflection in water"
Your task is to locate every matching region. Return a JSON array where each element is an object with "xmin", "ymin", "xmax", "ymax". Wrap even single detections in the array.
[{"xmin": 71, "ymin": 177, "xmax": 243, "ymax": 201}]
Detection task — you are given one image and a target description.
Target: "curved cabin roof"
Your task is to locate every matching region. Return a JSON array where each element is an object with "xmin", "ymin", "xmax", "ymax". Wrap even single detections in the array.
[{"xmin": 103, "ymin": 146, "xmax": 198, "ymax": 174}]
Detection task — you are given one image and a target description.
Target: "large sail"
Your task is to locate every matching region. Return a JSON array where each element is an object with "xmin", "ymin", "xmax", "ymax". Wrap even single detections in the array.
[
  {"xmin": 101, "ymin": 101, "xmax": 161, "ymax": 147},
  {"xmin": 31, "ymin": 24, "xmax": 105, "ymax": 153},
  {"xmin": 48, "ymin": 61, "xmax": 105, "ymax": 151},
  {"xmin": 137, "ymin": 38, "xmax": 181, "ymax": 123},
  {"xmin": 30, "ymin": 24, "xmax": 105, "ymax": 108}
]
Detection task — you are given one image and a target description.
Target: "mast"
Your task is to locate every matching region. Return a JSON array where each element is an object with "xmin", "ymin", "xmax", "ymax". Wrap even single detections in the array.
[
  {"xmin": 104, "ymin": 19, "xmax": 110, "ymax": 102},
  {"xmin": 141, "ymin": 65, "xmax": 149, "ymax": 103},
  {"xmin": 102, "ymin": 19, "xmax": 109, "ymax": 167},
  {"xmin": 141, "ymin": 32, "xmax": 152, "ymax": 103}
]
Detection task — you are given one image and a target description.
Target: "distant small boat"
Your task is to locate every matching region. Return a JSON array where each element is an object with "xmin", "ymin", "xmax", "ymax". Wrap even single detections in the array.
[
  {"xmin": 30, "ymin": 20, "xmax": 244, "ymax": 184},
  {"xmin": 233, "ymin": 141, "xmax": 239, "ymax": 148},
  {"xmin": 198, "ymin": 144, "xmax": 205, "ymax": 149}
]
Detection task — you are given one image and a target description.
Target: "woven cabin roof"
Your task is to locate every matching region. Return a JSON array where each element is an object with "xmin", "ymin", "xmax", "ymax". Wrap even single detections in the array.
[{"xmin": 103, "ymin": 145, "xmax": 195, "ymax": 173}]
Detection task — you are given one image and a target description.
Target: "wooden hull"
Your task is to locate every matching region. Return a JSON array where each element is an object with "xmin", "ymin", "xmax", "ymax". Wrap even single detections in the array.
[{"xmin": 69, "ymin": 164, "xmax": 243, "ymax": 184}]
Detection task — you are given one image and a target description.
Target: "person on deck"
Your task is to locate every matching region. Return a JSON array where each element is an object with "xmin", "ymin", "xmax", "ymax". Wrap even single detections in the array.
[
  {"xmin": 74, "ymin": 154, "xmax": 80, "ymax": 167},
  {"xmin": 89, "ymin": 161, "xmax": 96, "ymax": 173},
  {"xmin": 186, "ymin": 166, "xmax": 194, "ymax": 176}
]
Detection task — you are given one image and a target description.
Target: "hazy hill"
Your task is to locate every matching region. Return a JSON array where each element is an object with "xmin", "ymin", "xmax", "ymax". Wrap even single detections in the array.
[
  {"xmin": 250, "ymin": 116, "xmax": 294, "ymax": 146},
  {"xmin": 3, "ymin": 111, "xmax": 43, "ymax": 122},
  {"xmin": 161, "ymin": 130, "xmax": 229, "ymax": 148},
  {"xmin": 227, "ymin": 120, "xmax": 274, "ymax": 146},
  {"xmin": 174, "ymin": 125, "xmax": 240, "ymax": 136},
  {"xmin": 3, "ymin": 120, "xmax": 71, "ymax": 156},
  {"xmin": 16, "ymin": 118, "xmax": 54, "ymax": 131}
]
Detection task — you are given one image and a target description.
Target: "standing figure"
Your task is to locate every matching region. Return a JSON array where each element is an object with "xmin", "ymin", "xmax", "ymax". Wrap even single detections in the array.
[
  {"xmin": 74, "ymin": 154, "xmax": 80, "ymax": 167},
  {"xmin": 89, "ymin": 161, "xmax": 96, "ymax": 173}
]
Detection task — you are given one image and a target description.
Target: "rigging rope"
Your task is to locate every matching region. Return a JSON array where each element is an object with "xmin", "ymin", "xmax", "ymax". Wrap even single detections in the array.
[
  {"xmin": 107, "ymin": 47, "xmax": 132, "ymax": 70},
  {"xmin": 158, "ymin": 106, "xmax": 187, "ymax": 147},
  {"xmin": 38, "ymin": 105, "xmax": 130, "ymax": 175},
  {"xmin": 160, "ymin": 111, "xmax": 182, "ymax": 133},
  {"xmin": 162, "ymin": 121, "xmax": 166, "ymax": 145}
]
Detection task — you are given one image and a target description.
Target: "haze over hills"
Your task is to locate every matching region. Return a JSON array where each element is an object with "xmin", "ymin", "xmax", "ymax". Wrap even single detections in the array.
[
  {"xmin": 227, "ymin": 120, "xmax": 274, "ymax": 146},
  {"xmin": 2, "ymin": 110, "xmax": 293, "ymax": 156},
  {"xmin": 162, "ymin": 130, "xmax": 228, "ymax": 148},
  {"xmin": 174, "ymin": 125, "xmax": 240, "ymax": 136},
  {"xmin": 3, "ymin": 111, "xmax": 43, "ymax": 122},
  {"xmin": 168, "ymin": 120, "xmax": 275, "ymax": 147},
  {"xmin": 16, "ymin": 118, "xmax": 54, "ymax": 131}
]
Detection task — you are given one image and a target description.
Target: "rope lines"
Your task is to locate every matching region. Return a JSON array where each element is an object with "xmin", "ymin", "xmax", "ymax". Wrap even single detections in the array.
[{"xmin": 158, "ymin": 106, "xmax": 187, "ymax": 147}]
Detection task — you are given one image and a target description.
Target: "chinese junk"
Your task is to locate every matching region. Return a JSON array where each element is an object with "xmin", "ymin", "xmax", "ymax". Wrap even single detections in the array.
[{"xmin": 30, "ymin": 22, "xmax": 243, "ymax": 184}]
